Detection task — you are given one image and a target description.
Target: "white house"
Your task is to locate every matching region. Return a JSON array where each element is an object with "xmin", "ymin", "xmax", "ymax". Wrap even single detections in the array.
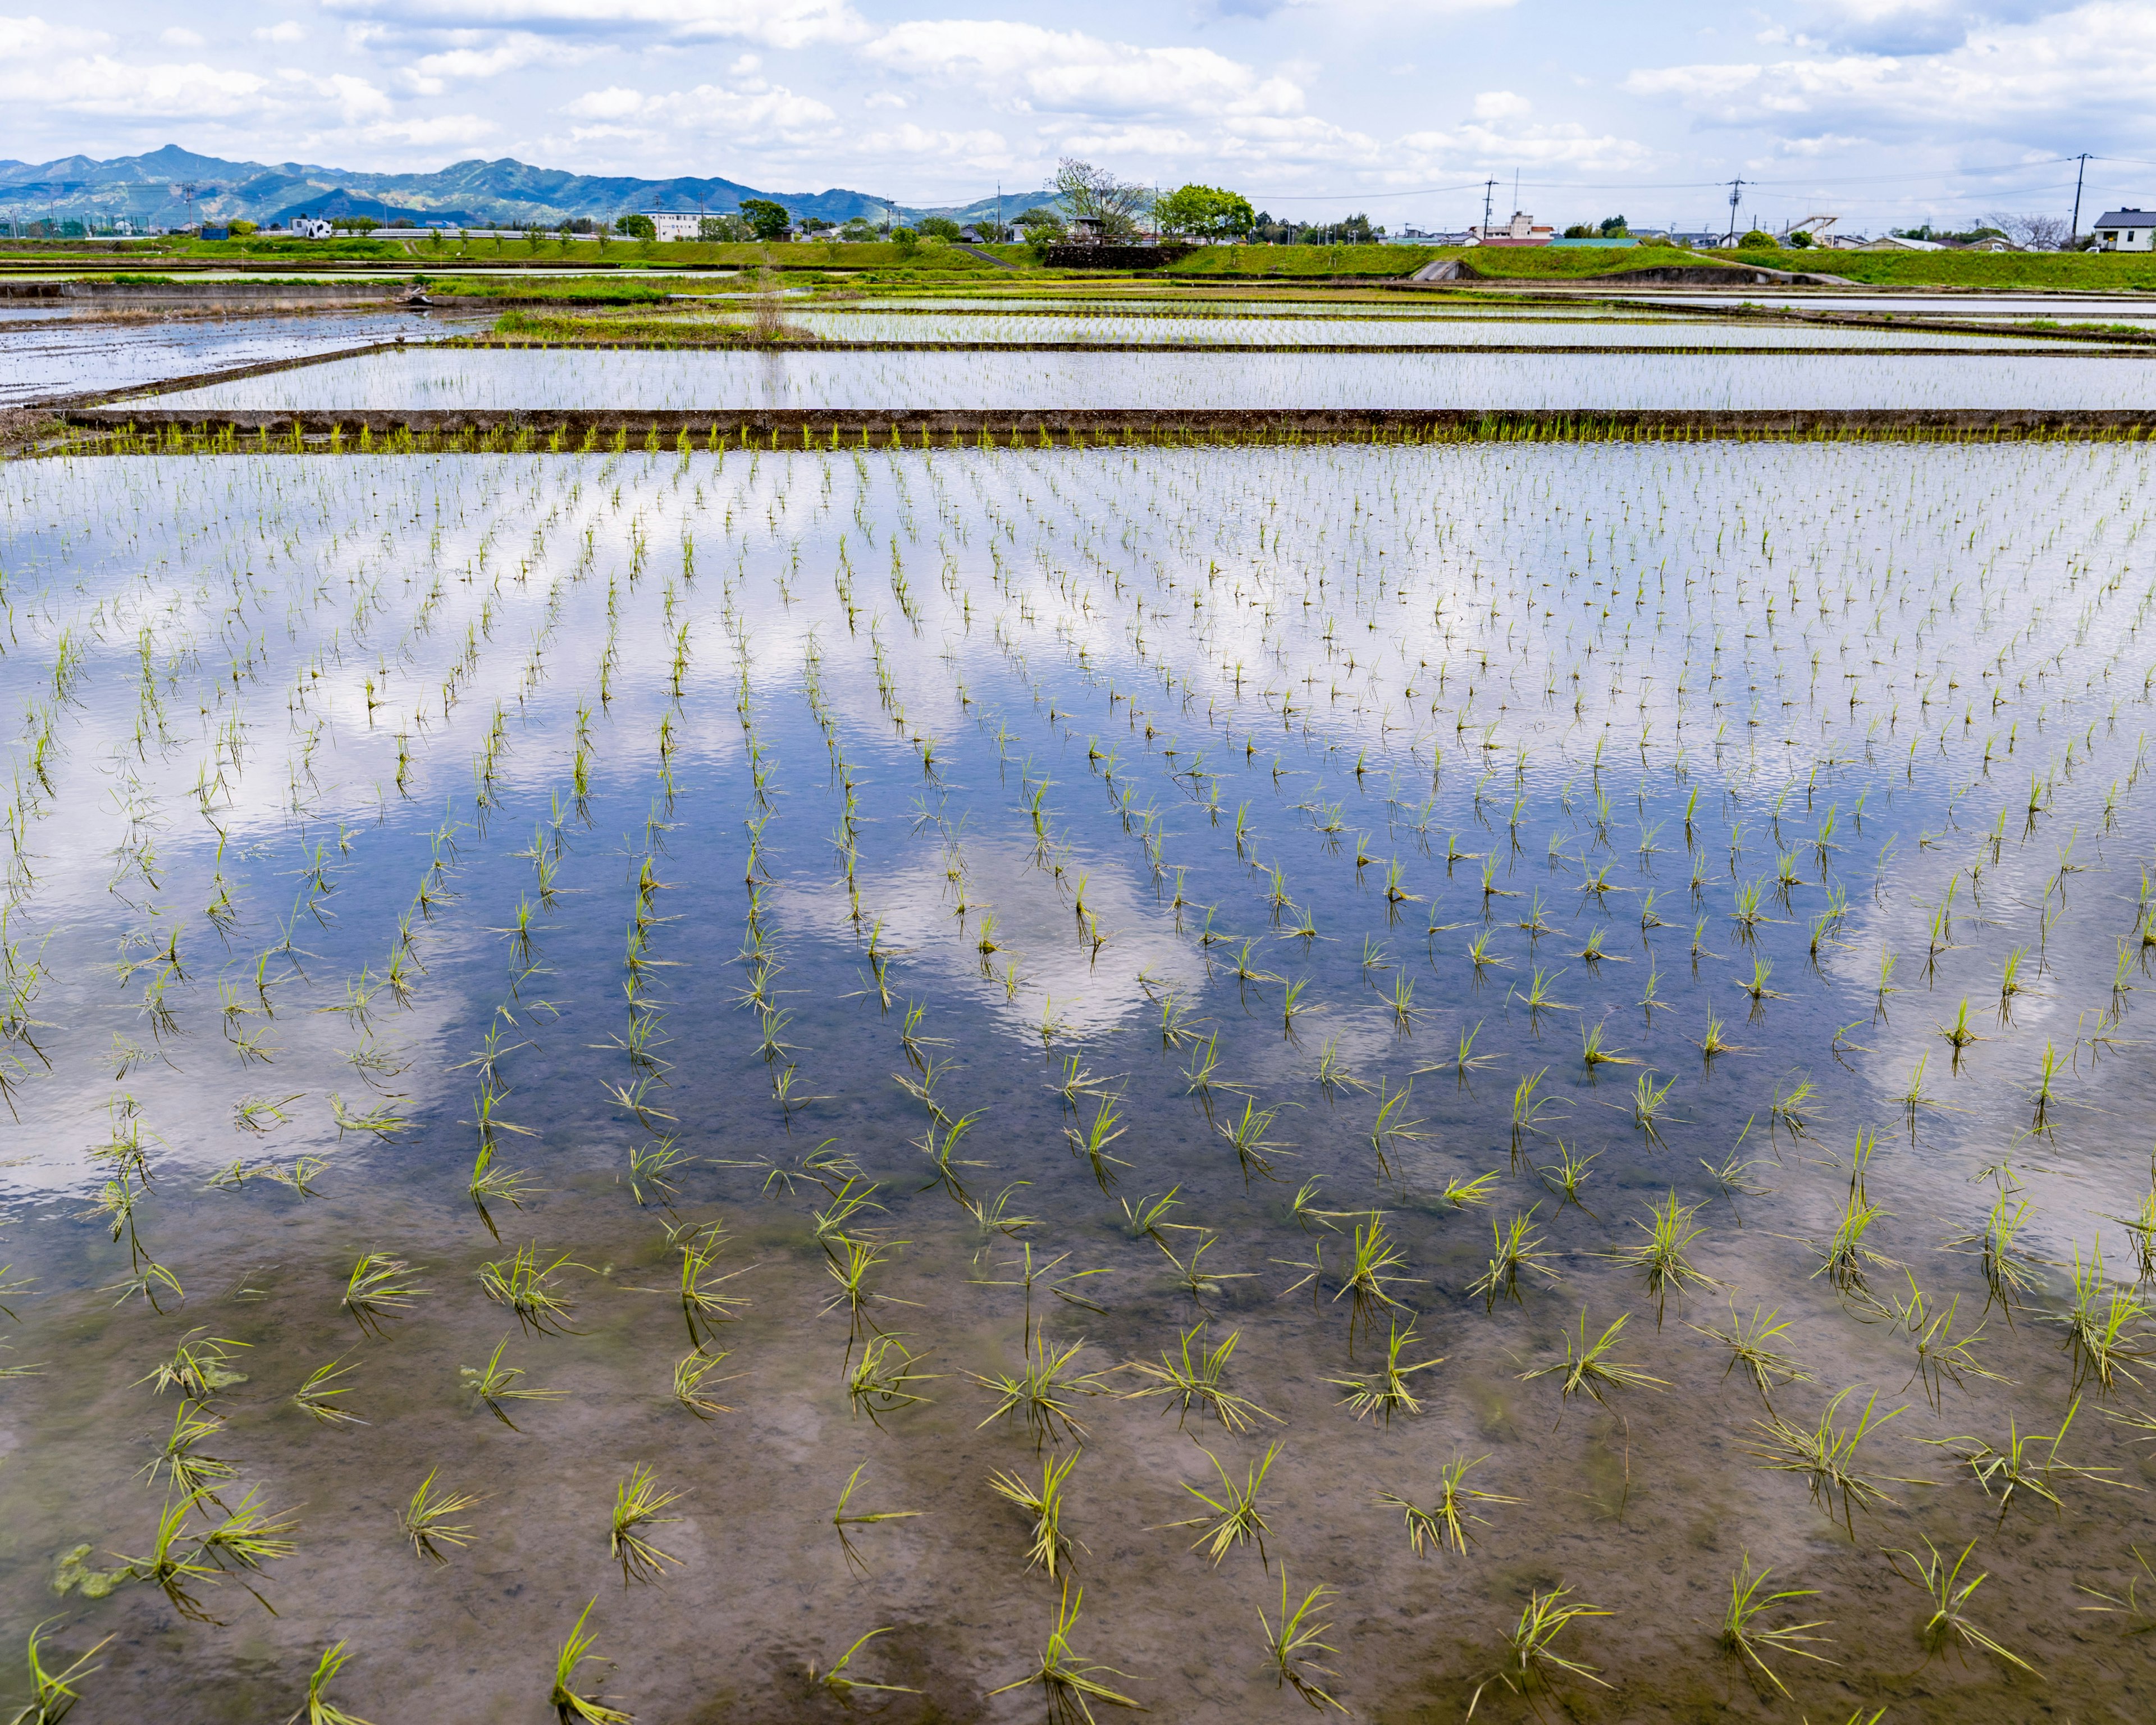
[
  {"xmin": 643, "ymin": 212, "xmax": 703, "ymax": 242},
  {"xmin": 286, "ymin": 216, "xmax": 335, "ymax": 240},
  {"xmin": 2092, "ymin": 209, "xmax": 2153, "ymax": 252},
  {"xmin": 1468, "ymin": 211, "xmax": 1554, "ymax": 247}
]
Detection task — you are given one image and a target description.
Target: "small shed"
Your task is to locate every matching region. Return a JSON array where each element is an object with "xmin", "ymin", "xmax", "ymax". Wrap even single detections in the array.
[{"xmin": 2093, "ymin": 210, "xmax": 2153, "ymax": 253}]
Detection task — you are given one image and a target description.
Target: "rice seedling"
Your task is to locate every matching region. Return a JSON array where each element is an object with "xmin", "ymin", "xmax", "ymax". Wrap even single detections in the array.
[
  {"xmin": 1816, "ymin": 1131, "xmax": 1892, "ymax": 1293},
  {"xmin": 1924, "ymin": 1394, "xmax": 2126, "ymax": 1519},
  {"xmin": 609, "ymin": 1463, "xmax": 686, "ymax": 1586},
  {"xmin": 292, "ymin": 1356, "xmax": 366, "ymax": 1427},
  {"xmin": 1690, "ymin": 1304, "xmax": 1814, "ymax": 1410},
  {"xmin": 823, "ymin": 1236, "xmax": 911, "ymax": 1331},
  {"xmin": 1441, "ymin": 1169, "xmax": 1501, "ymax": 1209},
  {"xmin": 1377, "ymin": 1454, "xmax": 1520, "ymax": 1558},
  {"xmin": 1886, "ymin": 1536, "xmax": 2036, "ymax": 1675},
  {"xmin": 671, "ymin": 1348, "xmax": 737, "ymax": 1420},
  {"xmin": 7, "ymin": 1621, "xmax": 112, "ymax": 1725},
  {"xmin": 970, "ymin": 1332, "xmax": 1103, "ymax": 1449},
  {"xmin": 1864, "ymin": 1272, "xmax": 2005, "ymax": 1411},
  {"xmin": 136, "ymin": 1484, "xmax": 300, "ymax": 1625},
  {"xmin": 1465, "ymin": 1585, "xmax": 1613, "ymax": 1720},
  {"xmin": 460, "ymin": 1336, "xmax": 567, "ymax": 1430},
  {"xmin": 341, "ymin": 1253, "xmax": 424, "ymax": 1339},
  {"xmin": 399, "ymin": 1468, "xmax": 483, "ymax": 1564},
  {"xmin": 1508, "ymin": 1068, "xmax": 1559, "ymax": 1152},
  {"xmin": 1313, "ymin": 1036, "xmax": 1363, "ymax": 1096},
  {"xmin": 1255, "ymin": 1567, "xmax": 1350, "ymax": 1713},
  {"xmin": 846, "ymin": 1335, "xmax": 937, "ymax": 1427},
  {"xmin": 1366, "ymin": 1078, "xmax": 1426, "ymax": 1176},
  {"xmin": 1120, "ymin": 1324, "xmax": 1278, "ymax": 1433},
  {"xmin": 292, "ymin": 1642, "xmax": 375, "ymax": 1725},
  {"xmin": 1520, "ymin": 1309, "xmax": 1667, "ymax": 1413},
  {"xmin": 1578, "ymin": 1021, "xmax": 1638, "ymax": 1071},
  {"xmin": 139, "ymin": 1403, "xmax": 236, "ymax": 1501},
  {"xmin": 139, "ymin": 1330, "xmax": 250, "ymax": 1400},
  {"xmin": 549, "ymin": 1599, "xmax": 631, "ymax": 1725},
  {"xmin": 830, "ymin": 1463, "xmax": 923, "ymax": 1576},
  {"xmin": 1609, "ymin": 1190, "xmax": 1715, "ymax": 1325},
  {"xmin": 987, "ymin": 1583, "xmax": 1140, "ymax": 1722},
  {"xmin": 1629, "ymin": 1070, "xmax": 1679, "ymax": 1146},
  {"xmin": 2076, "ymin": 1545, "xmax": 2156, "ymax": 1631},
  {"xmin": 671, "ymin": 1222, "xmax": 753, "ymax": 1344},
  {"xmin": 1067, "ymin": 1096, "xmax": 1129, "ymax": 1192},
  {"xmin": 1743, "ymin": 1388, "xmax": 1911, "ymax": 1536},
  {"xmin": 2109, "ymin": 1162, "xmax": 2156, "ymax": 1284},
  {"xmin": 1336, "ymin": 1217, "xmax": 1412, "ymax": 1340},
  {"xmin": 1218, "ymin": 1097, "xmax": 1283, "ymax": 1184},
  {"xmin": 1468, "ymin": 1208, "xmax": 1559, "ymax": 1312},
  {"xmin": 811, "ymin": 1178, "xmax": 888, "ymax": 1247},
  {"xmin": 1535, "ymin": 1141, "xmax": 1599, "ymax": 1212},
  {"xmin": 1694, "ymin": 1012, "xmax": 1739, "ymax": 1062},
  {"xmin": 1162, "ymin": 1441, "xmax": 1283, "ymax": 1567},
  {"xmin": 2031, "ymin": 1039, "xmax": 2067, "ymax": 1128},
  {"xmin": 804, "ymin": 1628, "xmax": 922, "ymax": 1702},
  {"xmin": 1717, "ymin": 1554, "xmax": 1835, "ymax": 1696},
  {"xmin": 1770, "ymin": 1072, "xmax": 1816, "ymax": 1136},
  {"xmin": 989, "ymin": 1451, "xmax": 1081, "ymax": 1578},
  {"xmin": 1514, "ymin": 966, "xmax": 1570, "ymax": 1020},
  {"xmin": 2052, "ymin": 1244, "xmax": 2152, "ymax": 1395},
  {"xmin": 1325, "ymin": 1318, "xmax": 1442, "ymax": 1425},
  {"xmin": 478, "ymin": 1243, "xmax": 582, "ymax": 1335}
]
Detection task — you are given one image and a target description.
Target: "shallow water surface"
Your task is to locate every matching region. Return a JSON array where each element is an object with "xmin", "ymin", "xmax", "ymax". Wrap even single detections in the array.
[
  {"xmin": 125, "ymin": 344, "xmax": 2153, "ymax": 414},
  {"xmin": 0, "ymin": 440, "xmax": 2152, "ymax": 1724}
]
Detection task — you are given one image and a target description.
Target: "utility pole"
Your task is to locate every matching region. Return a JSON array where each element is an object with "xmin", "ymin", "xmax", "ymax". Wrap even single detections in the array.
[
  {"xmin": 2070, "ymin": 152, "xmax": 2091, "ymax": 241},
  {"xmin": 1723, "ymin": 178, "xmax": 1746, "ymax": 246},
  {"xmin": 1481, "ymin": 176, "xmax": 1497, "ymax": 235}
]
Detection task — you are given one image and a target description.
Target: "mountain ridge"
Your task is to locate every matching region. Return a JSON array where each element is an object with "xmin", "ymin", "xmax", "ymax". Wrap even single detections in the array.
[{"xmin": 0, "ymin": 144, "xmax": 1014, "ymax": 229}]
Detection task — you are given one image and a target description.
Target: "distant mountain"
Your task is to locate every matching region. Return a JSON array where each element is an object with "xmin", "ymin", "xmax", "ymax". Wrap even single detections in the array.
[
  {"xmin": 0, "ymin": 144, "xmax": 902, "ymax": 229},
  {"xmin": 901, "ymin": 190, "xmax": 1062, "ymax": 226}
]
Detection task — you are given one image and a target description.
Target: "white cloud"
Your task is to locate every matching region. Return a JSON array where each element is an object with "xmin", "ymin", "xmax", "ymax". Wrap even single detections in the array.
[
  {"xmin": 0, "ymin": 16, "xmax": 109, "ymax": 56},
  {"xmin": 357, "ymin": 111, "xmax": 498, "ymax": 147},
  {"xmin": 563, "ymin": 77, "xmax": 837, "ymax": 140},
  {"xmin": 319, "ymin": 0, "xmax": 870, "ymax": 50},
  {"xmin": 397, "ymin": 31, "xmax": 600, "ymax": 95},
  {"xmin": 1395, "ymin": 92, "xmax": 1651, "ymax": 174},
  {"xmin": 1205, "ymin": 0, "xmax": 1515, "ymax": 18},
  {"xmin": 1470, "ymin": 89, "xmax": 1529, "ymax": 121},
  {"xmin": 0, "ymin": 54, "xmax": 268, "ymax": 120},
  {"xmin": 254, "ymin": 21, "xmax": 306, "ymax": 43},
  {"xmin": 857, "ymin": 121, "xmax": 1008, "ymax": 162},
  {"xmin": 1627, "ymin": 2, "xmax": 2156, "ymax": 135},
  {"xmin": 866, "ymin": 20, "xmax": 1304, "ymax": 120},
  {"xmin": 159, "ymin": 27, "xmax": 205, "ymax": 48}
]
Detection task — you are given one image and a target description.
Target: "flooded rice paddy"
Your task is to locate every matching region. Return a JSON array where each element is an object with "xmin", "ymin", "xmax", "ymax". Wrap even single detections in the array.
[
  {"xmin": 771, "ymin": 312, "xmax": 2084, "ymax": 352},
  {"xmin": 0, "ymin": 310, "xmax": 487, "ymax": 410},
  {"xmin": 1, "ymin": 428, "xmax": 2154, "ymax": 1724},
  {"xmin": 124, "ymin": 344, "xmax": 2156, "ymax": 416}
]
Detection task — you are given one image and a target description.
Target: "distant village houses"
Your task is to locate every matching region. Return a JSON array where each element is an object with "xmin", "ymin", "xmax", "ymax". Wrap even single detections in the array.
[
  {"xmin": 2093, "ymin": 210, "xmax": 2152, "ymax": 252},
  {"xmin": 1467, "ymin": 211, "xmax": 1554, "ymax": 247}
]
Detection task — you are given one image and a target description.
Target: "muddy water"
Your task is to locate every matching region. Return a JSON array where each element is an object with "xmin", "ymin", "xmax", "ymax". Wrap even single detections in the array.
[{"xmin": 0, "ymin": 440, "xmax": 2152, "ymax": 1723}]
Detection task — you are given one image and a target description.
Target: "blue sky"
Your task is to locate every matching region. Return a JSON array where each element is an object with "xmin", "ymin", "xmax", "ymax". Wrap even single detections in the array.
[{"xmin": 2, "ymin": 2, "xmax": 2152, "ymax": 229}]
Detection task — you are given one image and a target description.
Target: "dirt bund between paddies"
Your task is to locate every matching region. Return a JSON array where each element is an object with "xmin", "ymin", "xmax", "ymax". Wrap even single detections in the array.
[
  {"xmin": 47, "ymin": 405, "xmax": 2156, "ymax": 450},
  {"xmin": 0, "ymin": 279, "xmax": 417, "ymax": 311}
]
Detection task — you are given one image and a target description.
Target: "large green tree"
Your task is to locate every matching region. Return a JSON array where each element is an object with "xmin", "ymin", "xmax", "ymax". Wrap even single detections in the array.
[
  {"xmin": 1053, "ymin": 158, "xmax": 1149, "ymax": 239},
  {"xmin": 1154, "ymin": 184, "xmax": 1256, "ymax": 241},
  {"xmin": 739, "ymin": 199, "xmax": 791, "ymax": 240}
]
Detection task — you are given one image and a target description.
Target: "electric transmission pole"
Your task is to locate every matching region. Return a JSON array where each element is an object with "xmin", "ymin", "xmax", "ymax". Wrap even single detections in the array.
[
  {"xmin": 1724, "ymin": 179, "xmax": 1745, "ymax": 246},
  {"xmin": 2070, "ymin": 153, "xmax": 2091, "ymax": 241}
]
